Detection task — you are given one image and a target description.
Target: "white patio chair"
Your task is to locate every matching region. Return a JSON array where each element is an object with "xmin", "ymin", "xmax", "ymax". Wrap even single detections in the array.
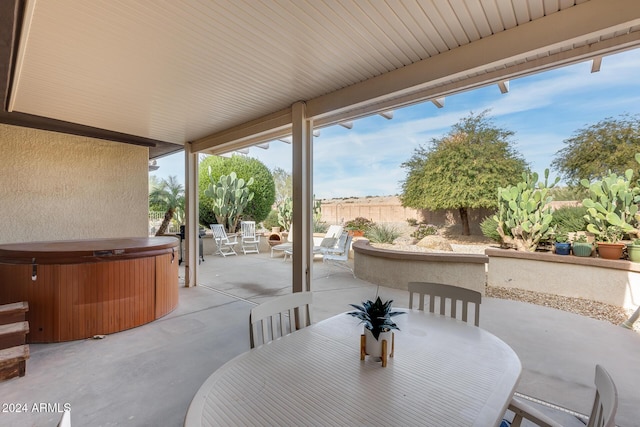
[
  {"xmin": 408, "ymin": 281, "xmax": 481, "ymax": 326},
  {"xmin": 209, "ymin": 224, "xmax": 238, "ymax": 257},
  {"xmin": 249, "ymin": 292, "xmax": 312, "ymax": 348},
  {"xmin": 322, "ymin": 232, "xmax": 354, "ymax": 275},
  {"xmin": 240, "ymin": 221, "xmax": 260, "ymax": 254},
  {"xmin": 506, "ymin": 364, "xmax": 617, "ymax": 427}
]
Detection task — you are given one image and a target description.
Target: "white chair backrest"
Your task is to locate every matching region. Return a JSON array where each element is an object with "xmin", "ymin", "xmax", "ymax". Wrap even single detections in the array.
[
  {"xmin": 210, "ymin": 224, "xmax": 228, "ymax": 241},
  {"xmin": 325, "ymin": 225, "xmax": 343, "ymax": 239},
  {"xmin": 241, "ymin": 221, "xmax": 256, "ymax": 238},
  {"xmin": 249, "ymin": 292, "xmax": 312, "ymax": 348},
  {"xmin": 408, "ymin": 281, "xmax": 481, "ymax": 326},
  {"xmin": 587, "ymin": 365, "xmax": 618, "ymax": 427}
]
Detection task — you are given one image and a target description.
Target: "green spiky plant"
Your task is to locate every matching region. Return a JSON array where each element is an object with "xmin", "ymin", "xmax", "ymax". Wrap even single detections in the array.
[{"xmin": 347, "ymin": 297, "xmax": 405, "ymax": 340}]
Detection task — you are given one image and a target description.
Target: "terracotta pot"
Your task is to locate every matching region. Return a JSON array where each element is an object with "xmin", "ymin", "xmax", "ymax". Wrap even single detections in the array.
[
  {"xmin": 596, "ymin": 242, "xmax": 625, "ymax": 260},
  {"xmin": 348, "ymin": 230, "xmax": 365, "ymax": 237}
]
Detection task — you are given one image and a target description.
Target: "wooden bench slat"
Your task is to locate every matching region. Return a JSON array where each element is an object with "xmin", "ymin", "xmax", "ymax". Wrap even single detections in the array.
[
  {"xmin": 0, "ymin": 321, "xmax": 29, "ymax": 335},
  {"xmin": 0, "ymin": 345, "xmax": 29, "ymax": 380},
  {"xmin": 0, "ymin": 302, "xmax": 29, "ymax": 326},
  {"xmin": 0, "ymin": 321, "xmax": 29, "ymax": 350},
  {"xmin": 0, "ymin": 302, "xmax": 29, "ymax": 314}
]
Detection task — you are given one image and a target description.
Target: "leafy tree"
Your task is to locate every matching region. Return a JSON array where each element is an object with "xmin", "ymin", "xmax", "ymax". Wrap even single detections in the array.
[
  {"xmin": 199, "ymin": 155, "xmax": 275, "ymax": 227},
  {"xmin": 272, "ymin": 167, "xmax": 292, "ymax": 207},
  {"xmin": 400, "ymin": 110, "xmax": 528, "ymax": 235},
  {"xmin": 551, "ymin": 114, "xmax": 640, "ymax": 185},
  {"xmin": 149, "ymin": 175, "xmax": 184, "ymax": 236}
]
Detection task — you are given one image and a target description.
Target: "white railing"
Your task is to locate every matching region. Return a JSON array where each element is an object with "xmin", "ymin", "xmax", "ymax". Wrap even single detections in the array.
[{"xmin": 149, "ymin": 211, "xmax": 181, "ymax": 236}]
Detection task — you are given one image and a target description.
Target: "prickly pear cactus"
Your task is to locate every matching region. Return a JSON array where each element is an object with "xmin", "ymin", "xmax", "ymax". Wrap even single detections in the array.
[
  {"xmin": 204, "ymin": 169, "xmax": 254, "ymax": 232},
  {"xmin": 580, "ymin": 165, "xmax": 639, "ymax": 241},
  {"xmin": 493, "ymin": 169, "xmax": 559, "ymax": 251},
  {"xmin": 277, "ymin": 197, "xmax": 293, "ymax": 231}
]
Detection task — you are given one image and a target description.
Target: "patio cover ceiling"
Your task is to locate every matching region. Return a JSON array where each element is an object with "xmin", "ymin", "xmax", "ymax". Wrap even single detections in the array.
[{"xmin": 1, "ymin": 0, "xmax": 639, "ymax": 159}]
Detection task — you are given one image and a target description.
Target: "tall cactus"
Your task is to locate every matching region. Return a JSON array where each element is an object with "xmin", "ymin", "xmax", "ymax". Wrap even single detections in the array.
[
  {"xmin": 277, "ymin": 197, "xmax": 293, "ymax": 231},
  {"xmin": 580, "ymin": 163, "xmax": 639, "ymax": 241},
  {"xmin": 494, "ymin": 169, "xmax": 559, "ymax": 251},
  {"xmin": 204, "ymin": 169, "xmax": 254, "ymax": 232}
]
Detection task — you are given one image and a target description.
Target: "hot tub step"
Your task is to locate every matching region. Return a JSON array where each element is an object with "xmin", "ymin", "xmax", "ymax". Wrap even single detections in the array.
[
  {"xmin": 0, "ymin": 302, "xmax": 28, "ymax": 326},
  {"xmin": 0, "ymin": 345, "xmax": 30, "ymax": 381}
]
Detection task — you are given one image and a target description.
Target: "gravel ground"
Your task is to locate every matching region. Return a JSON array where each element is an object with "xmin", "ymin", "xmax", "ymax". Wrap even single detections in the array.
[{"xmin": 371, "ymin": 239, "xmax": 640, "ymax": 333}]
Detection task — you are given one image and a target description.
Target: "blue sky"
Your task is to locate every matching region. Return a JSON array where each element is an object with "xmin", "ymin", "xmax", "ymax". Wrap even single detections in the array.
[{"xmin": 153, "ymin": 48, "xmax": 640, "ymax": 199}]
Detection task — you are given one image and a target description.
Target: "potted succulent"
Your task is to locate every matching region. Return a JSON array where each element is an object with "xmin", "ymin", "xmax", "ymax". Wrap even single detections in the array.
[
  {"xmin": 553, "ymin": 232, "xmax": 571, "ymax": 255},
  {"xmin": 347, "ymin": 297, "xmax": 405, "ymax": 360},
  {"xmin": 344, "ymin": 217, "xmax": 374, "ymax": 237},
  {"xmin": 595, "ymin": 226, "xmax": 626, "ymax": 260},
  {"xmin": 627, "ymin": 238, "xmax": 640, "ymax": 262},
  {"xmin": 571, "ymin": 234, "xmax": 593, "ymax": 257}
]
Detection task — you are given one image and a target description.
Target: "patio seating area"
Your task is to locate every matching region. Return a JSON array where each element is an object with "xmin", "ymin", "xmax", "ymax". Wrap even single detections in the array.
[{"xmin": 0, "ymin": 250, "xmax": 639, "ymax": 426}]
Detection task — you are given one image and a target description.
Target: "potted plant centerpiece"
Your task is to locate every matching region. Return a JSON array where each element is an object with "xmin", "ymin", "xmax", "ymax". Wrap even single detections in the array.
[
  {"xmin": 347, "ymin": 297, "xmax": 405, "ymax": 364},
  {"xmin": 627, "ymin": 238, "xmax": 640, "ymax": 262},
  {"xmin": 553, "ymin": 232, "xmax": 571, "ymax": 255},
  {"xmin": 571, "ymin": 234, "xmax": 593, "ymax": 257}
]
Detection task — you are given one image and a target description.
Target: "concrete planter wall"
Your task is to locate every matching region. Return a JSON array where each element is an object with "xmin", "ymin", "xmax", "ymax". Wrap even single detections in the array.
[
  {"xmin": 486, "ymin": 248, "xmax": 640, "ymax": 310},
  {"xmin": 352, "ymin": 240, "xmax": 488, "ymax": 295}
]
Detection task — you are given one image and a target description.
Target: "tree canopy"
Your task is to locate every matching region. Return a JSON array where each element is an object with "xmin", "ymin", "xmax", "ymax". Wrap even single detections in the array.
[
  {"xmin": 551, "ymin": 114, "xmax": 640, "ymax": 185},
  {"xmin": 400, "ymin": 110, "xmax": 529, "ymax": 235},
  {"xmin": 198, "ymin": 155, "xmax": 275, "ymax": 227}
]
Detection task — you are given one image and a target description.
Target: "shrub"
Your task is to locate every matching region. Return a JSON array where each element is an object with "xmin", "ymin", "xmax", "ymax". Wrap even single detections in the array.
[
  {"xmin": 345, "ymin": 217, "xmax": 374, "ymax": 231},
  {"xmin": 261, "ymin": 209, "xmax": 280, "ymax": 230},
  {"xmin": 550, "ymin": 206, "xmax": 589, "ymax": 234},
  {"xmin": 480, "ymin": 216, "xmax": 503, "ymax": 243},
  {"xmin": 314, "ymin": 220, "xmax": 329, "ymax": 234},
  {"xmin": 365, "ymin": 223, "xmax": 401, "ymax": 243},
  {"xmin": 411, "ymin": 223, "xmax": 437, "ymax": 240},
  {"xmin": 406, "ymin": 218, "xmax": 418, "ymax": 226},
  {"xmin": 199, "ymin": 155, "xmax": 275, "ymax": 228}
]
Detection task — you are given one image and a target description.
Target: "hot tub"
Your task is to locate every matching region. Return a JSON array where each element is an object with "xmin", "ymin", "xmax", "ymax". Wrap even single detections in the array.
[{"xmin": 0, "ymin": 237, "xmax": 179, "ymax": 343}]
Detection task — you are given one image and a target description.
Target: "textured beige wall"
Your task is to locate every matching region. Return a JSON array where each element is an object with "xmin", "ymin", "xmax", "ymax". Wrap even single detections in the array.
[{"xmin": 0, "ymin": 124, "xmax": 148, "ymax": 243}]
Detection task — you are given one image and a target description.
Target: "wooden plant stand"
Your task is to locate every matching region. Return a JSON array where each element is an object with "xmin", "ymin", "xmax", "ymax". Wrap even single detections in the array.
[{"xmin": 360, "ymin": 332, "xmax": 394, "ymax": 367}]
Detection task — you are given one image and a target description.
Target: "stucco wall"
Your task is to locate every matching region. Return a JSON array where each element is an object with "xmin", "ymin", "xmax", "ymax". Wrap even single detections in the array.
[
  {"xmin": 0, "ymin": 124, "xmax": 148, "ymax": 243},
  {"xmin": 486, "ymin": 248, "xmax": 640, "ymax": 310}
]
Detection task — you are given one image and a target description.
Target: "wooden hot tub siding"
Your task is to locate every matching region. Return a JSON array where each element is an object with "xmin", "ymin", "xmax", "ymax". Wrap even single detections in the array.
[{"xmin": 0, "ymin": 238, "xmax": 179, "ymax": 343}]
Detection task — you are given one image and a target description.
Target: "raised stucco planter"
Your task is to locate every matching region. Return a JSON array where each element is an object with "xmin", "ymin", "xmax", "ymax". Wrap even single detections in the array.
[
  {"xmin": 486, "ymin": 248, "xmax": 640, "ymax": 310},
  {"xmin": 352, "ymin": 240, "xmax": 488, "ymax": 295}
]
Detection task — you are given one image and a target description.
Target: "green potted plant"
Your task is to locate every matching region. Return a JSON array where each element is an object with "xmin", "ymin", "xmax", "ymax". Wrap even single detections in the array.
[
  {"xmin": 627, "ymin": 238, "xmax": 640, "ymax": 262},
  {"xmin": 571, "ymin": 234, "xmax": 593, "ymax": 257},
  {"xmin": 344, "ymin": 217, "xmax": 374, "ymax": 237},
  {"xmin": 347, "ymin": 297, "xmax": 405, "ymax": 360},
  {"xmin": 595, "ymin": 226, "xmax": 626, "ymax": 260},
  {"xmin": 553, "ymin": 232, "xmax": 571, "ymax": 255}
]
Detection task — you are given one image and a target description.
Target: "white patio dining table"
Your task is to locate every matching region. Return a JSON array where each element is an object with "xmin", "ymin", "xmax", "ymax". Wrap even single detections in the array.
[{"xmin": 184, "ymin": 310, "xmax": 521, "ymax": 427}]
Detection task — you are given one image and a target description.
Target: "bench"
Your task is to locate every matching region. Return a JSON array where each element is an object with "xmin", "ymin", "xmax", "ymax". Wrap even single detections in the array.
[
  {"xmin": 0, "ymin": 345, "xmax": 30, "ymax": 380},
  {"xmin": 0, "ymin": 302, "xmax": 29, "ymax": 325}
]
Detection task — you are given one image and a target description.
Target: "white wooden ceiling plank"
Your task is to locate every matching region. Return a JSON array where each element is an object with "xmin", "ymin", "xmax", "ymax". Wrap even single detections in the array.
[
  {"xmin": 495, "ymin": 0, "xmax": 517, "ymax": 28},
  {"xmin": 434, "ymin": 0, "xmax": 474, "ymax": 45},
  {"xmin": 448, "ymin": 0, "xmax": 482, "ymax": 42},
  {"xmin": 479, "ymin": 0, "xmax": 505, "ymax": 34},
  {"xmin": 368, "ymin": 1, "xmax": 427, "ymax": 62},
  {"xmin": 337, "ymin": 1, "xmax": 412, "ymax": 67},
  {"xmin": 419, "ymin": 0, "xmax": 463, "ymax": 50},
  {"xmin": 464, "ymin": 0, "xmax": 494, "ymax": 38},
  {"xmin": 559, "ymin": 0, "xmax": 575, "ymax": 8},
  {"xmin": 383, "ymin": 0, "xmax": 440, "ymax": 56},
  {"xmin": 512, "ymin": 1, "xmax": 532, "ymax": 24},
  {"xmin": 400, "ymin": 0, "xmax": 450, "ymax": 52},
  {"xmin": 528, "ymin": 0, "xmax": 546, "ymax": 20},
  {"xmin": 542, "ymin": 0, "xmax": 561, "ymax": 14}
]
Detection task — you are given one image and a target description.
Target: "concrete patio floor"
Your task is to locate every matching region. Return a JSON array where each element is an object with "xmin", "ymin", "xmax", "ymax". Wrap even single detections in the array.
[{"xmin": 1, "ymin": 250, "xmax": 639, "ymax": 426}]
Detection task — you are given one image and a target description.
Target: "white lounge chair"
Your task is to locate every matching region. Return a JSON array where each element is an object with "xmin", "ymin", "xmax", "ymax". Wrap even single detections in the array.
[
  {"xmin": 210, "ymin": 224, "xmax": 238, "ymax": 257},
  {"xmin": 322, "ymin": 231, "xmax": 353, "ymax": 275},
  {"xmin": 240, "ymin": 221, "xmax": 260, "ymax": 254}
]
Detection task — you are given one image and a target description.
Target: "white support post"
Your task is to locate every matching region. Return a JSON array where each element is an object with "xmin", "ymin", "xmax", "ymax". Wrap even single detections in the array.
[
  {"xmin": 184, "ymin": 142, "xmax": 199, "ymax": 287},
  {"xmin": 291, "ymin": 102, "xmax": 313, "ymax": 293}
]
